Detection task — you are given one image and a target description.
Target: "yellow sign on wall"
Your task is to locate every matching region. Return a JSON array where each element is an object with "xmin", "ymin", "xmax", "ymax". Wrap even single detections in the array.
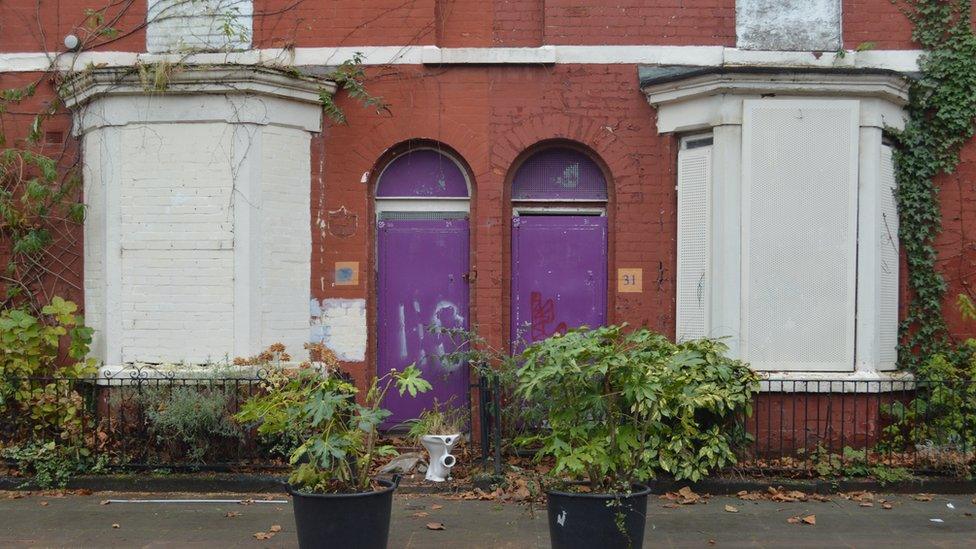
[{"xmin": 617, "ymin": 268, "xmax": 643, "ymax": 293}]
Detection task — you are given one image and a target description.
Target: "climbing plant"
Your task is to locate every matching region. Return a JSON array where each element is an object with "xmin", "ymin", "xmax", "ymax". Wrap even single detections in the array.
[{"xmin": 892, "ymin": 0, "xmax": 976, "ymax": 369}]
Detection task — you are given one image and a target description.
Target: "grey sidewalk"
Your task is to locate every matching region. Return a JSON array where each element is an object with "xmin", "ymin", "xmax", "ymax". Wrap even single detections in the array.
[{"xmin": 0, "ymin": 490, "xmax": 974, "ymax": 548}]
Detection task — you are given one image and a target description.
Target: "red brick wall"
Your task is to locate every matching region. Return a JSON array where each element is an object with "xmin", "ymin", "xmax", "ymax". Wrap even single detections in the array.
[
  {"xmin": 0, "ymin": 0, "xmax": 146, "ymax": 52},
  {"xmin": 842, "ymin": 0, "xmax": 915, "ymax": 50},
  {"xmin": 542, "ymin": 0, "xmax": 735, "ymax": 46},
  {"xmin": 314, "ymin": 64, "xmax": 672, "ymax": 383}
]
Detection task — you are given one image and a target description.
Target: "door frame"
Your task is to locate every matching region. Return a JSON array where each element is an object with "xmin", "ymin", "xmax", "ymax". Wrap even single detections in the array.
[
  {"xmin": 503, "ymin": 141, "xmax": 615, "ymax": 354},
  {"xmin": 367, "ymin": 142, "xmax": 476, "ymax": 393}
]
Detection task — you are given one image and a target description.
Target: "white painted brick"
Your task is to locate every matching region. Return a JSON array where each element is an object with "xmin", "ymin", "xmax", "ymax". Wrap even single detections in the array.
[
  {"xmin": 147, "ymin": 0, "xmax": 252, "ymax": 54},
  {"xmin": 310, "ymin": 298, "xmax": 367, "ymax": 361}
]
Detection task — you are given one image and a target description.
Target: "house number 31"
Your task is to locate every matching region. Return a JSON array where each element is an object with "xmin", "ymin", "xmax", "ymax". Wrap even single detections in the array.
[{"xmin": 617, "ymin": 268, "xmax": 643, "ymax": 293}]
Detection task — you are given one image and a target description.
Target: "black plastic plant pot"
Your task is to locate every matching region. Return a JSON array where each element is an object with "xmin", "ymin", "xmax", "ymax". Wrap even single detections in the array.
[
  {"xmin": 545, "ymin": 483, "xmax": 651, "ymax": 549},
  {"xmin": 287, "ymin": 476, "xmax": 399, "ymax": 549}
]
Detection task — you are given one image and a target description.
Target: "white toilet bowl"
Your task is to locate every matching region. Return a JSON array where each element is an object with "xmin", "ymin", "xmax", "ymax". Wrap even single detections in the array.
[{"xmin": 420, "ymin": 434, "xmax": 460, "ymax": 482}]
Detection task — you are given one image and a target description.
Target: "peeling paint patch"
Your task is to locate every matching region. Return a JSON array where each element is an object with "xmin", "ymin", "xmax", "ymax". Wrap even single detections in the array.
[
  {"xmin": 736, "ymin": 0, "xmax": 841, "ymax": 51},
  {"xmin": 310, "ymin": 298, "xmax": 367, "ymax": 361}
]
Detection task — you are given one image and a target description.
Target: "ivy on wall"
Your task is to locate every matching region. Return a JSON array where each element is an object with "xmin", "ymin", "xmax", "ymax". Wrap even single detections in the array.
[{"xmin": 893, "ymin": 0, "xmax": 976, "ymax": 369}]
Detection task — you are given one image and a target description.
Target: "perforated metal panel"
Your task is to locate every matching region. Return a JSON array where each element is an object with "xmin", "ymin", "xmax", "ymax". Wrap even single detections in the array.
[
  {"xmin": 741, "ymin": 99, "xmax": 859, "ymax": 371},
  {"xmin": 376, "ymin": 148, "xmax": 469, "ymax": 198},
  {"xmin": 378, "ymin": 211, "xmax": 468, "ymax": 220},
  {"xmin": 512, "ymin": 148, "xmax": 607, "ymax": 201},
  {"xmin": 879, "ymin": 144, "xmax": 900, "ymax": 368},
  {"xmin": 676, "ymin": 145, "xmax": 711, "ymax": 341}
]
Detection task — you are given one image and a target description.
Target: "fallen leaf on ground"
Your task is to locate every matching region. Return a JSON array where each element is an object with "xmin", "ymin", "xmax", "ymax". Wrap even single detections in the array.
[
  {"xmin": 412, "ymin": 511, "xmax": 430, "ymax": 518},
  {"xmin": 737, "ymin": 491, "xmax": 764, "ymax": 501},
  {"xmin": 724, "ymin": 505, "xmax": 738, "ymax": 513},
  {"xmin": 39, "ymin": 501, "xmax": 48, "ymax": 506},
  {"xmin": 269, "ymin": 525, "xmax": 282, "ymax": 533},
  {"xmin": 859, "ymin": 502, "xmax": 874, "ymax": 508},
  {"xmin": 111, "ymin": 524, "xmax": 120, "ymax": 529},
  {"xmin": 76, "ymin": 489, "xmax": 93, "ymax": 496},
  {"xmin": 99, "ymin": 500, "xmax": 110, "ymax": 506},
  {"xmin": 912, "ymin": 494, "xmax": 933, "ymax": 502},
  {"xmin": 426, "ymin": 522, "xmax": 445, "ymax": 530},
  {"xmin": 810, "ymin": 494, "xmax": 831, "ymax": 502},
  {"xmin": 224, "ymin": 512, "xmax": 240, "ymax": 518},
  {"xmin": 708, "ymin": 540, "xmax": 716, "ymax": 545},
  {"xmin": 431, "ymin": 504, "xmax": 443, "ymax": 510},
  {"xmin": 663, "ymin": 486, "xmax": 702, "ymax": 505},
  {"xmin": 882, "ymin": 503, "xmax": 893, "ymax": 510},
  {"xmin": 253, "ymin": 532, "xmax": 274, "ymax": 540},
  {"xmin": 787, "ymin": 515, "xmax": 816, "ymax": 525}
]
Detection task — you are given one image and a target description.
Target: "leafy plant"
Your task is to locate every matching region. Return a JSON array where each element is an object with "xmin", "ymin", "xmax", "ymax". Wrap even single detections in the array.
[
  {"xmin": 0, "ymin": 297, "xmax": 97, "ymax": 442},
  {"xmin": 319, "ymin": 52, "xmax": 390, "ymax": 125},
  {"xmin": 515, "ymin": 325, "xmax": 759, "ymax": 492},
  {"xmin": 137, "ymin": 384, "xmax": 245, "ymax": 464},
  {"xmin": 2, "ymin": 440, "xmax": 106, "ymax": 489},
  {"xmin": 406, "ymin": 399, "xmax": 469, "ymax": 445},
  {"xmin": 892, "ymin": 0, "xmax": 976, "ymax": 369},
  {"xmin": 881, "ymin": 295, "xmax": 976, "ymax": 474},
  {"xmin": 237, "ymin": 364, "xmax": 431, "ymax": 493},
  {"xmin": 803, "ymin": 445, "xmax": 913, "ymax": 484}
]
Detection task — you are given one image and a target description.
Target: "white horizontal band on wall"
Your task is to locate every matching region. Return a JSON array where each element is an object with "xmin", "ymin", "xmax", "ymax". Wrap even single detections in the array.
[{"xmin": 0, "ymin": 46, "xmax": 922, "ymax": 73}]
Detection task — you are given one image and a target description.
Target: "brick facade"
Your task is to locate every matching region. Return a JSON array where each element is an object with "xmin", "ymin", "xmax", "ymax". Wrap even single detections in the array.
[{"xmin": 2, "ymin": 1, "xmax": 976, "ymax": 401}]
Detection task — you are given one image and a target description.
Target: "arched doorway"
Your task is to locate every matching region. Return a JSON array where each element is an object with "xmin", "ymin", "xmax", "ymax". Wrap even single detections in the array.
[
  {"xmin": 375, "ymin": 147, "xmax": 471, "ymax": 425},
  {"xmin": 510, "ymin": 146, "xmax": 609, "ymax": 349}
]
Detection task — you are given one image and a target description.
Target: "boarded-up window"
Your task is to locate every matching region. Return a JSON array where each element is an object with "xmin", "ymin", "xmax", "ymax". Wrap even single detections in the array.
[
  {"xmin": 740, "ymin": 99, "xmax": 859, "ymax": 371},
  {"xmin": 879, "ymin": 144, "xmax": 899, "ymax": 369},
  {"xmin": 676, "ymin": 142, "xmax": 711, "ymax": 341}
]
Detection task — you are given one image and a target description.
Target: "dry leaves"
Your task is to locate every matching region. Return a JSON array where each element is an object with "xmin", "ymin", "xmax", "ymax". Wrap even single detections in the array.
[
  {"xmin": 111, "ymin": 524, "xmax": 120, "ymax": 529},
  {"xmin": 224, "ymin": 512, "xmax": 241, "ymax": 518},
  {"xmin": 724, "ymin": 505, "xmax": 739, "ymax": 513},
  {"xmin": 411, "ymin": 511, "xmax": 430, "ymax": 518},
  {"xmin": 663, "ymin": 486, "xmax": 705, "ymax": 505},
  {"xmin": 787, "ymin": 515, "xmax": 816, "ymax": 525},
  {"xmin": 99, "ymin": 500, "xmax": 110, "ymax": 506},
  {"xmin": 39, "ymin": 501, "xmax": 48, "ymax": 506},
  {"xmin": 426, "ymin": 522, "xmax": 446, "ymax": 531},
  {"xmin": 912, "ymin": 494, "xmax": 934, "ymax": 502},
  {"xmin": 737, "ymin": 490, "xmax": 764, "ymax": 501},
  {"xmin": 431, "ymin": 504, "xmax": 443, "ymax": 510},
  {"xmin": 768, "ymin": 487, "xmax": 809, "ymax": 503},
  {"xmin": 253, "ymin": 524, "xmax": 282, "ymax": 540}
]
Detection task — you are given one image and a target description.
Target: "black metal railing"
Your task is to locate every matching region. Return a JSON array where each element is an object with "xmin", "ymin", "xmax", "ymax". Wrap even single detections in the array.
[
  {"xmin": 476, "ymin": 375, "xmax": 976, "ymax": 478},
  {"xmin": 4, "ymin": 371, "xmax": 974, "ymax": 479},
  {"xmin": 0, "ymin": 370, "xmax": 283, "ymax": 471}
]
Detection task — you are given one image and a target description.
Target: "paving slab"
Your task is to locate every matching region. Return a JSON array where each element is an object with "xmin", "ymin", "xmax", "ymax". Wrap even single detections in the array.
[{"xmin": 0, "ymin": 491, "xmax": 973, "ymax": 548}]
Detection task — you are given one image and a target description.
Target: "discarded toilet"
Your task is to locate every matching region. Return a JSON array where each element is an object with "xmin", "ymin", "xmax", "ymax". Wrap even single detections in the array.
[{"xmin": 420, "ymin": 434, "xmax": 459, "ymax": 482}]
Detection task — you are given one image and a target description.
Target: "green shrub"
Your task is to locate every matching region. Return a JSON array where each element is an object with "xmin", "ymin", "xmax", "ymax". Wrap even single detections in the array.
[
  {"xmin": 515, "ymin": 325, "xmax": 759, "ymax": 491},
  {"xmin": 138, "ymin": 384, "xmax": 245, "ymax": 464},
  {"xmin": 881, "ymin": 295, "xmax": 976, "ymax": 474},
  {"xmin": 2, "ymin": 440, "xmax": 106, "ymax": 489},
  {"xmin": 236, "ymin": 364, "xmax": 430, "ymax": 493},
  {"xmin": 0, "ymin": 297, "xmax": 96, "ymax": 443}
]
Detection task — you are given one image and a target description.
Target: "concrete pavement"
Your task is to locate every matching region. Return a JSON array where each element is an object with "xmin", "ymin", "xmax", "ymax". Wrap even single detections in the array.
[{"xmin": 0, "ymin": 490, "xmax": 973, "ymax": 547}]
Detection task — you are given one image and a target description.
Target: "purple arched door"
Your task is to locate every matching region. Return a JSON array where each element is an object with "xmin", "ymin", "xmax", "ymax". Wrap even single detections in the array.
[
  {"xmin": 510, "ymin": 148, "xmax": 609, "ymax": 349},
  {"xmin": 376, "ymin": 149, "xmax": 471, "ymax": 426}
]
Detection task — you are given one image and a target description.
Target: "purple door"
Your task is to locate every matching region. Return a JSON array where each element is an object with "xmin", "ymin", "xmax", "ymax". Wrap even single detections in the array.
[
  {"xmin": 511, "ymin": 215, "xmax": 608, "ymax": 348},
  {"xmin": 378, "ymin": 218, "xmax": 470, "ymax": 425}
]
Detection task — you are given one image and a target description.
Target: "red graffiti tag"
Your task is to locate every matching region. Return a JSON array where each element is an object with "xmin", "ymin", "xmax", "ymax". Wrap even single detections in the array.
[{"xmin": 530, "ymin": 291, "xmax": 567, "ymax": 341}]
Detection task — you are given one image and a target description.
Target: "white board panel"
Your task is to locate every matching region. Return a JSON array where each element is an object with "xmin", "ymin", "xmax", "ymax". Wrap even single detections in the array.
[
  {"xmin": 741, "ymin": 99, "xmax": 859, "ymax": 371},
  {"xmin": 676, "ymin": 145, "xmax": 712, "ymax": 340}
]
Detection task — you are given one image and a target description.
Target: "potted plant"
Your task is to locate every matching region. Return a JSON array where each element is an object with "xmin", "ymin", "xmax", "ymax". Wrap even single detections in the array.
[
  {"xmin": 406, "ymin": 399, "xmax": 469, "ymax": 481},
  {"xmin": 237, "ymin": 362, "xmax": 431, "ymax": 549},
  {"xmin": 515, "ymin": 325, "xmax": 758, "ymax": 549}
]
